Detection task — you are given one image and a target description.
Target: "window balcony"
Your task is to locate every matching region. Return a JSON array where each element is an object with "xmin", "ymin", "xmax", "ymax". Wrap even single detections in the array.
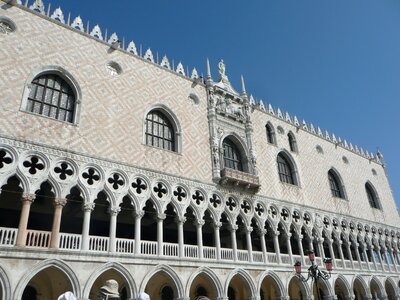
[{"xmin": 220, "ymin": 168, "xmax": 260, "ymax": 191}]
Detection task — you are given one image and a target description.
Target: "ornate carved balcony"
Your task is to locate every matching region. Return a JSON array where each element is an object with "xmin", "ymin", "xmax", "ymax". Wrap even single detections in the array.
[{"xmin": 220, "ymin": 168, "xmax": 260, "ymax": 191}]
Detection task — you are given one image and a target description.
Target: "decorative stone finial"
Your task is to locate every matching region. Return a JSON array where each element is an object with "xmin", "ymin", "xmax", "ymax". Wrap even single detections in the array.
[
  {"xmin": 206, "ymin": 58, "xmax": 211, "ymax": 79},
  {"xmin": 241, "ymin": 75, "xmax": 246, "ymax": 95}
]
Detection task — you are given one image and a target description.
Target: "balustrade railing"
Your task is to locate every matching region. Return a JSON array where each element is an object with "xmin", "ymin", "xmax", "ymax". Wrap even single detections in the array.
[
  {"xmin": 267, "ymin": 253, "xmax": 278, "ymax": 264},
  {"xmin": 163, "ymin": 242, "xmax": 178, "ymax": 257},
  {"xmin": 26, "ymin": 230, "xmax": 51, "ymax": 248},
  {"xmin": 184, "ymin": 244, "xmax": 198, "ymax": 259},
  {"xmin": 141, "ymin": 240, "xmax": 157, "ymax": 256},
  {"xmin": 89, "ymin": 235, "xmax": 108, "ymax": 252},
  {"xmin": 281, "ymin": 254, "xmax": 291, "ymax": 265},
  {"xmin": 221, "ymin": 248, "xmax": 233, "ymax": 261},
  {"xmin": 116, "ymin": 238, "xmax": 135, "ymax": 254},
  {"xmin": 336, "ymin": 260, "xmax": 344, "ymax": 269},
  {"xmin": 345, "ymin": 260, "xmax": 352, "ymax": 269},
  {"xmin": 203, "ymin": 246, "xmax": 216, "ymax": 260},
  {"xmin": 237, "ymin": 249, "xmax": 249, "ymax": 262},
  {"xmin": 253, "ymin": 251, "xmax": 264, "ymax": 263},
  {"xmin": 59, "ymin": 233, "xmax": 81, "ymax": 250},
  {"xmin": 0, "ymin": 227, "xmax": 17, "ymax": 246}
]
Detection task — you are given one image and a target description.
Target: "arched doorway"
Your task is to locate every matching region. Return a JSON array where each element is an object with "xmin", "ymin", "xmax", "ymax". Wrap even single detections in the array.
[
  {"xmin": 260, "ymin": 274, "xmax": 283, "ymax": 300},
  {"xmin": 21, "ymin": 266, "xmax": 74, "ymax": 300},
  {"xmin": 370, "ymin": 277, "xmax": 384, "ymax": 300},
  {"xmin": 385, "ymin": 278, "xmax": 397, "ymax": 300},
  {"xmin": 334, "ymin": 276, "xmax": 351, "ymax": 300},
  {"xmin": 88, "ymin": 269, "xmax": 131, "ymax": 300},
  {"xmin": 288, "ymin": 276, "xmax": 307, "ymax": 300},
  {"xmin": 227, "ymin": 274, "xmax": 252, "ymax": 300},
  {"xmin": 353, "ymin": 277, "xmax": 368, "ymax": 300},
  {"xmin": 144, "ymin": 270, "xmax": 179, "ymax": 300},
  {"xmin": 189, "ymin": 273, "xmax": 218, "ymax": 300}
]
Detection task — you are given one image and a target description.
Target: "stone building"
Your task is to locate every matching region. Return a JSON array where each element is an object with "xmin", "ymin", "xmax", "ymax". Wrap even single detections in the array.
[{"xmin": 0, "ymin": 0, "xmax": 399, "ymax": 299}]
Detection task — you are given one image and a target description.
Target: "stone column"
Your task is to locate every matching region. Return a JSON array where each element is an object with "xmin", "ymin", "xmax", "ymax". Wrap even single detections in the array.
[
  {"xmin": 49, "ymin": 198, "xmax": 67, "ymax": 249},
  {"xmin": 345, "ymin": 242, "xmax": 354, "ymax": 269},
  {"xmin": 246, "ymin": 226, "xmax": 253, "ymax": 263},
  {"xmin": 157, "ymin": 213, "xmax": 166, "ymax": 256},
  {"xmin": 134, "ymin": 211, "xmax": 144, "ymax": 255},
  {"xmin": 370, "ymin": 244, "xmax": 378, "ymax": 270},
  {"xmin": 16, "ymin": 193, "xmax": 36, "ymax": 247},
  {"xmin": 214, "ymin": 222, "xmax": 222, "ymax": 260},
  {"xmin": 81, "ymin": 202, "xmax": 95, "ymax": 251},
  {"xmin": 259, "ymin": 229, "xmax": 268, "ymax": 263},
  {"xmin": 318, "ymin": 238, "xmax": 325, "ymax": 260},
  {"xmin": 287, "ymin": 233, "xmax": 293, "ymax": 265},
  {"xmin": 196, "ymin": 220, "xmax": 205, "ymax": 260},
  {"xmin": 390, "ymin": 248, "xmax": 398, "ymax": 272},
  {"xmin": 231, "ymin": 225, "xmax": 238, "ymax": 262},
  {"xmin": 273, "ymin": 231, "xmax": 282, "ymax": 264},
  {"xmin": 338, "ymin": 241, "xmax": 345, "ymax": 268},
  {"xmin": 379, "ymin": 245, "xmax": 387, "ymax": 270},
  {"xmin": 108, "ymin": 207, "xmax": 120, "ymax": 253},
  {"xmin": 177, "ymin": 216, "xmax": 186, "ymax": 258},
  {"xmin": 298, "ymin": 234, "xmax": 305, "ymax": 265},
  {"xmin": 359, "ymin": 243, "xmax": 368, "ymax": 270},
  {"xmin": 327, "ymin": 239, "xmax": 336, "ymax": 267}
]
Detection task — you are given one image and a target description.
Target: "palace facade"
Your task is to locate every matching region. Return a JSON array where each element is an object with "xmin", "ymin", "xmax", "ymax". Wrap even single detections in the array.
[{"xmin": 0, "ymin": 1, "xmax": 399, "ymax": 299}]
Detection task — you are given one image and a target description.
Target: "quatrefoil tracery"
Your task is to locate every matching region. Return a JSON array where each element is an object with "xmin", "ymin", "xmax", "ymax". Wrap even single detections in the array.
[
  {"xmin": 108, "ymin": 173, "xmax": 124, "ymax": 190},
  {"xmin": 132, "ymin": 178, "xmax": 147, "ymax": 194},
  {"xmin": 192, "ymin": 190, "xmax": 204, "ymax": 205},
  {"xmin": 82, "ymin": 168, "xmax": 100, "ymax": 185},
  {"xmin": 23, "ymin": 156, "xmax": 45, "ymax": 175},
  {"xmin": 0, "ymin": 149, "xmax": 12, "ymax": 169},
  {"xmin": 54, "ymin": 162, "xmax": 73, "ymax": 180},
  {"xmin": 173, "ymin": 187, "xmax": 186, "ymax": 202},
  {"xmin": 153, "ymin": 182, "xmax": 167, "ymax": 198}
]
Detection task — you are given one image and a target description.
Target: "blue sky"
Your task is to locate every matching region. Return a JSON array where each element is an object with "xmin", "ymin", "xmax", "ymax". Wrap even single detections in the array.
[{"xmin": 41, "ymin": 0, "xmax": 399, "ymax": 207}]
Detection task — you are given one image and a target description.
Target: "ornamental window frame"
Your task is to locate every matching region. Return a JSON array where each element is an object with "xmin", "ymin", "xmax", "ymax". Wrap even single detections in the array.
[
  {"xmin": 20, "ymin": 66, "xmax": 82, "ymax": 125},
  {"xmin": 265, "ymin": 122, "xmax": 276, "ymax": 145},
  {"xmin": 143, "ymin": 104, "xmax": 182, "ymax": 153},
  {"xmin": 365, "ymin": 181, "xmax": 381, "ymax": 210},
  {"xmin": 288, "ymin": 131, "xmax": 298, "ymax": 153},
  {"xmin": 220, "ymin": 134, "xmax": 250, "ymax": 173},
  {"xmin": 327, "ymin": 168, "xmax": 347, "ymax": 199},
  {"xmin": 276, "ymin": 151, "xmax": 300, "ymax": 186}
]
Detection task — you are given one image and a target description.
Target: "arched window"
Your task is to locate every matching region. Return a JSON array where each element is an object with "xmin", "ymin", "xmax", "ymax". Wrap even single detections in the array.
[
  {"xmin": 145, "ymin": 109, "xmax": 175, "ymax": 151},
  {"xmin": 26, "ymin": 74, "xmax": 76, "ymax": 123},
  {"xmin": 366, "ymin": 183, "xmax": 380, "ymax": 209},
  {"xmin": 222, "ymin": 138, "xmax": 243, "ymax": 171},
  {"xmin": 288, "ymin": 131, "xmax": 298, "ymax": 152},
  {"xmin": 266, "ymin": 122, "xmax": 276, "ymax": 145},
  {"xmin": 328, "ymin": 169, "xmax": 345, "ymax": 199},
  {"xmin": 277, "ymin": 153, "xmax": 296, "ymax": 185}
]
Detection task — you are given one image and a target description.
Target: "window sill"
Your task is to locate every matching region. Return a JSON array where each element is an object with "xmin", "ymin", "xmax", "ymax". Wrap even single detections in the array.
[
  {"xmin": 142, "ymin": 143, "xmax": 182, "ymax": 156},
  {"xmin": 20, "ymin": 110, "xmax": 78, "ymax": 126}
]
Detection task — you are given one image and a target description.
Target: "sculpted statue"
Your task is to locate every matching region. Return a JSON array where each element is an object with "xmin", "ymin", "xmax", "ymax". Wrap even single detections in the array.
[{"xmin": 218, "ymin": 59, "xmax": 226, "ymax": 77}]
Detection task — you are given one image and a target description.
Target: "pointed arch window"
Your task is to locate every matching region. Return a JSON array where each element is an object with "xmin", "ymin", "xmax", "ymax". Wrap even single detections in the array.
[
  {"xmin": 366, "ymin": 183, "xmax": 380, "ymax": 209},
  {"xmin": 277, "ymin": 153, "xmax": 297, "ymax": 185},
  {"xmin": 145, "ymin": 109, "xmax": 176, "ymax": 151},
  {"xmin": 26, "ymin": 74, "xmax": 76, "ymax": 123},
  {"xmin": 266, "ymin": 122, "xmax": 276, "ymax": 145},
  {"xmin": 222, "ymin": 138, "xmax": 243, "ymax": 171},
  {"xmin": 288, "ymin": 131, "xmax": 298, "ymax": 153},
  {"xmin": 328, "ymin": 169, "xmax": 345, "ymax": 199}
]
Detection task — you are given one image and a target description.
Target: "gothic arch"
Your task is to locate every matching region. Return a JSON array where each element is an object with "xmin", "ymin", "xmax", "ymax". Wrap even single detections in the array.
[
  {"xmin": 83, "ymin": 262, "xmax": 136, "ymax": 299},
  {"xmin": 139, "ymin": 264, "xmax": 184, "ymax": 299},
  {"xmin": 20, "ymin": 65, "xmax": 83, "ymax": 124},
  {"xmin": 370, "ymin": 276, "xmax": 385, "ymax": 299},
  {"xmin": 220, "ymin": 133, "xmax": 251, "ymax": 173},
  {"xmin": 185, "ymin": 267, "xmax": 223, "ymax": 299},
  {"xmin": 288, "ymin": 275, "xmax": 311, "ymax": 299},
  {"xmin": 257, "ymin": 270, "xmax": 286, "ymax": 298},
  {"xmin": 277, "ymin": 150, "xmax": 301, "ymax": 186},
  {"xmin": 14, "ymin": 259, "xmax": 81, "ymax": 299},
  {"xmin": 328, "ymin": 167, "xmax": 347, "ymax": 199},
  {"xmin": 0, "ymin": 264, "xmax": 11, "ymax": 300},
  {"xmin": 224, "ymin": 268, "xmax": 256, "ymax": 298},
  {"xmin": 334, "ymin": 274, "xmax": 352, "ymax": 298},
  {"xmin": 352, "ymin": 276, "xmax": 369, "ymax": 299},
  {"xmin": 142, "ymin": 104, "xmax": 182, "ymax": 153},
  {"xmin": 384, "ymin": 277, "xmax": 398, "ymax": 300}
]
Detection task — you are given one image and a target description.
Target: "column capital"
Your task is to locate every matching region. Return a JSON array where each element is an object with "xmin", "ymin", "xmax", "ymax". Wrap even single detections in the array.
[
  {"xmin": 134, "ymin": 210, "xmax": 145, "ymax": 218},
  {"xmin": 298, "ymin": 234, "xmax": 303, "ymax": 239},
  {"xmin": 54, "ymin": 198, "xmax": 67, "ymax": 207},
  {"xmin": 246, "ymin": 226, "xmax": 253, "ymax": 233},
  {"xmin": 287, "ymin": 233, "xmax": 292, "ymax": 238},
  {"xmin": 194, "ymin": 219, "xmax": 205, "ymax": 227},
  {"xmin": 230, "ymin": 224, "xmax": 238, "ymax": 232},
  {"xmin": 214, "ymin": 221, "xmax": 222, "ymax": 229},
  {"xmin": 82, "ymin": 202, "xmax": 95, "ymax": 212},
  {"xmin": 21, "ymin": 193, "xmax": 36, "ymax": 203},
  {"xmin": 109, "ymin": 207, "xmax": 121, "ymax": 216},
  {"xmin": 258, "ymin": 229, "xmax": 267, "ymax": 236},
  {"xmin": 175, "ymin": 216, "xmax": 186, "ymax": 224},
  {"xmin": 273, "ymin": 230, "xmax": 280, "ymax": 237},
  {"xmin": 157, "ymin": 213, "xmax": 166, "ymax": 221}
]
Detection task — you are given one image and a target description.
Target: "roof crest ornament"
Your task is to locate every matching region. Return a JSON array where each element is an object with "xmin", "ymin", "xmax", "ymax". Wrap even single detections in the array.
[
  {"xmin": 126, "ymin": 41, "xmax": 138, "ymax": 55},
  {"xmin": 30, "ymin": 0, "xmax": 45, "ymax": 14},
  {"xmin": 51, "ymin": 7, "xmax": 65, "ymax": 23},
  {"xmin": 190, "ymin": 68, "xmax": 199, "ymax": 79},
  {"xmin": 71, "ymin": 16, "xmax": 84, "ymax": 32}
]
